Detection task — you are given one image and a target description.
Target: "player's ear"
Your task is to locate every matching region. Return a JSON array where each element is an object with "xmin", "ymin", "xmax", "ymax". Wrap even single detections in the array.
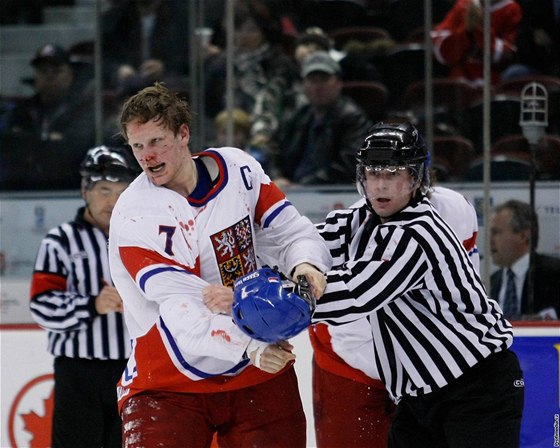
[{"xmin": 178, "ymin": 123, "xmax": 190, "ymax": 145}]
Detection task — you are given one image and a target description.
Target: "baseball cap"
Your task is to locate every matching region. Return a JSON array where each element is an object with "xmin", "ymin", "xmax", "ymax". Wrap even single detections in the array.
[
  {"xmin": 301, "ymin": 51, "xmax": 341, "ymax": 78},
  {"xmin": 31, "ymin": 44, "xmax": 70, "ymax": 67}
]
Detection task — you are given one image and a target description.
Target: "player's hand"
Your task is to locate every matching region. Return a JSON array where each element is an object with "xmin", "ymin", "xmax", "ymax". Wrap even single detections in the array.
[
  {"xmin": 249, "ymin": 341, "xmax": 296, "ymax": 374},
  {"xmin": 292, "ymin": 262, "xmax": 327, "ymax": 300},
  {"xmin": 203, "ymin": 284, "xmax": 234, "ymax": 315},
  {"xmin": 95, "ymin": 286, "xmax": 123, "ymax": 314}
]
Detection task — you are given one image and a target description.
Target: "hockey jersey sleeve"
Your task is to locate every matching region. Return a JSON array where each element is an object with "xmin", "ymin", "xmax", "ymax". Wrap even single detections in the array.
[
  {"xmin": 250, "ymin": 168, "xmax": 332, "ymax": 276},
  {"xmin": 314, "ymin": 225, "xmax": 429, "ymax": 325},
  {"xmin": 111, "ymin": 202, "xmax": 266, "ymax": 376}
]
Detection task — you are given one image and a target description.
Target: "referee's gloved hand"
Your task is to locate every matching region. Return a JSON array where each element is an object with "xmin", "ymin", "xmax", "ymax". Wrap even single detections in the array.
[{"xmin": 292, "ymin": 262, "xmax": 327, "ymax": 300}]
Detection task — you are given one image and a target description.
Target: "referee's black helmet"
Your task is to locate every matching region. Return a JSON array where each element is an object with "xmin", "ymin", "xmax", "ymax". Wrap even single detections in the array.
[
  {"xmin": 356, "ymin": 120, "xmax": 431, "ymax": 197},
  {"xmin": 356, "ymin": 119, "xmax": 428, "ymax": 166},
  {"xmin": 80, "ymin": 146, "xmax": 139, "ymax": 189}
]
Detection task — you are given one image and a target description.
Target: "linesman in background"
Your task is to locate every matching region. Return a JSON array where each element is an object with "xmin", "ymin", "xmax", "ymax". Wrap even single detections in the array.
[
  {"xmin": 313, "ymin": 120, "xmax": 524, "ymax": 448},
  {"xmin": 29, "ymin": 146, "xmax": 139, "ymax": 447}
]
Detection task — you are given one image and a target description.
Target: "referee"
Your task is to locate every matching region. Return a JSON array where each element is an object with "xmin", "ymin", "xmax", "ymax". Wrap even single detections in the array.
[
  {"xmin": 313, "ymin": 120, "xmax": 524, "ymax": 448},
  {"xmin": 30, "ymin": 146, "xmax": 139, "ymax": 447}
]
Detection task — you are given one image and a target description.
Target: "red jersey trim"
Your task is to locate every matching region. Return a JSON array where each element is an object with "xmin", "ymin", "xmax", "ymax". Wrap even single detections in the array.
[
  {"xmin": 309, "ymin": 324, "xmax": 384, "ymax": 388},
  {"xmin": 255, "ymin": 183, "xmax": 286, "ymax": 227},
  {"xmin": 30, "ymin": 272, "xmax": 67, "ymax": 298},
  {"xmin": 463, "ymin": 232, "xmax": 477, "ymax": 253},
  {"xmin": 119, "ymin": 246, "xmax": 198, "ymax": 279}
]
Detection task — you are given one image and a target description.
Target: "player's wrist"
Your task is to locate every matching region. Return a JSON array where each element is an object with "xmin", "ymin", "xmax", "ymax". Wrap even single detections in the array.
[{"xmin": 243, "ymin": 339, "xmax": 268, "ymax": 361}]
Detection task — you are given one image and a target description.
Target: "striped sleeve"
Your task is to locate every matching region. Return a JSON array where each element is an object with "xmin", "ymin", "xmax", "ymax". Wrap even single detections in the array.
[
  {"xmin": 29, "ymin": 219, "xmax": 129, "ymax": 360},
  {"xmin": 314, "ymin": 225, "xmax": 427, "ymax": 324},
  {"xmin": 30, "ymin": 224, "xmax": 98, "ymax": 332}
]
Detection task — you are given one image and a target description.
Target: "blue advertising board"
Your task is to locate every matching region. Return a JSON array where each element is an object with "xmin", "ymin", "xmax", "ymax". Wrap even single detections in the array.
[{"xmin": 512, "ymin": 326, "xmax": 560, "ymax": 448}]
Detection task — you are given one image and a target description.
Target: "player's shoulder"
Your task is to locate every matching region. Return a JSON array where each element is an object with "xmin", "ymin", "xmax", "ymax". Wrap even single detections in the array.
[
  {"xmin": 114, "ymin": 173, "xmax": 178, "ymax": 216},
  {"xmin": 430, "ymin": 187, "xmax": 474, "ymax": 214},
  {"xmin": 201, "ymin": 147, "xmax": 263, "ymax": 171}
]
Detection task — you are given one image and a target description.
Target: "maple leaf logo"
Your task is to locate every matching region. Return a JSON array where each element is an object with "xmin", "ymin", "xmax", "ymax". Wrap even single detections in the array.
[{"xmin": 21, "ymin": 389, "xmax": 53, "ymax": 448}]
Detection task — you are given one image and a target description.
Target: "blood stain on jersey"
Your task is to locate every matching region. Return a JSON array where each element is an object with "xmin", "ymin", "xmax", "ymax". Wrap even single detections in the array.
[
  {"xmin": 211, "ymin": 329, "xmax": 232, "ymax": 343},
  {"xmin": 179, "ymin": 219, "xmax": 195, "ymax": 232},
  {"xmin": 211, "ymin": 216, "xmax": 257, "ymax": 287}
]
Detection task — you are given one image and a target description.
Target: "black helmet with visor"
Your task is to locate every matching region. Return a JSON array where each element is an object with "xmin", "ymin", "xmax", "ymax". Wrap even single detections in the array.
[
  {"xmin": 80, "ymin": 145, "xmax": 139, "ymax": 190},
  {"xmin": 356, "ymin": 120, "xmax": 429, "ymax": 197}
]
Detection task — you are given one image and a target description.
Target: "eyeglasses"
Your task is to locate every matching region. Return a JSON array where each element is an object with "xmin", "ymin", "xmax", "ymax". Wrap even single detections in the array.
[{"xmin": 88, "ymin": 185, "xmax": 126, "ymax": 198}]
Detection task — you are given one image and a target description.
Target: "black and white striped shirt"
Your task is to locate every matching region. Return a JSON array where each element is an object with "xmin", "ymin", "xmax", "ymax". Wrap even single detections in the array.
[
  {"xmin": 30, "ymin": 207, "xmax": 130, "ymax": 360},
  {"xmin": 313, "ymin": 196, "xmax": 512, "ymax": 401}
]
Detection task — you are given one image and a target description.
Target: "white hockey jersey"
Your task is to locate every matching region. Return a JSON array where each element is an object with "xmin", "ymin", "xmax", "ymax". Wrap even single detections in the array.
[
  {"xmin": 109, "ymin": 147, "xmax": 331, "ymax": 408},
  {"xmin": 310, "ymin": 186, "xmax": 479, "ymax": 384}
]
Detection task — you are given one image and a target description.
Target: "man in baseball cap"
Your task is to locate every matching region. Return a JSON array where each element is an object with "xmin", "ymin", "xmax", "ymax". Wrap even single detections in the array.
[
  {"xmin": 28, "ymin": 43, "xmax": 75, "ymax": 106},
  {"xmin": 31, "ymin": 43, "xmax": 71, "ymax": 67},
  {"xmin": 300, "ymin": 50, "xmax": 342, "ymax": 78},
  {"xmin": 267, "ymin": 50, "xmax": 371, "ymax": 187},
  {"xmin": 0, "ymin": 42, "xmax": 96, "ymax": 190}
]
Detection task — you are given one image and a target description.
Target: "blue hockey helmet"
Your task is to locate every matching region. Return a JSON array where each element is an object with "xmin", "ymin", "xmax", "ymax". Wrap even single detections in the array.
[{"xmin": 232, "ymin": 268, "xmax": 315, "ymax": 343}]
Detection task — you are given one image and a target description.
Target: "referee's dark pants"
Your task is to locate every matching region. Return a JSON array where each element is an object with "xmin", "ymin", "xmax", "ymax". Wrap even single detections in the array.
[
  {"xmin": 389, "ymin": 349, "xmax": 524, "ymax": 448},
  {"xmin": 51, "ymin": 356, "xmax": 128, "ymax": 448}
]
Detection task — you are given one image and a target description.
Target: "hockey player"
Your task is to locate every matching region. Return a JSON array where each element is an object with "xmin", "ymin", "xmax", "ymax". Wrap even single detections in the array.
[
  {"xmin": 313, "ymin": 120, "xmax": 524, "ymax": 448},
  {"xmin": 30, "ymin": 145, "xmax": 139, "ymax": 447},
  {"xmin": 108, "ymin": 82, "xmax": 331, "ymax": 447}
]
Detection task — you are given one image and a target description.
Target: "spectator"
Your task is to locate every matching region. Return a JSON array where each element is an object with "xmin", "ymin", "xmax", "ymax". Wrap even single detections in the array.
[
  {"xmin": 294, "ymin": 26, "xmax": 383, "ymax": 82},
  {"xmin": 431, "ymin": 0, "xmax": 522, "ymax": 85},
  {"xmin": 0, "ymin": 43, "xmax": 96, "ymax": 190},
  {"xmin": 108, "ymin": 82, "xmax": 331, "ymax": 446},
  {"xmin": 213, "ymin": 108, "xmax": 270, "ymax": 171},
  {"xmin": 293, "ymin": 27, "xmax": 344, "ymax": 66},
  {"xmin": 312, "ymin": 120, "xmax": 524, "ymax": 448},
  {"xmin": 204, "ymin": 0, "xmax": 299, "ymax": 125},
  {"xmin": 250, "ymin": 27, "xmax": 335, "ymax": 152},
  {"xmin": 29, "ymin": 146, "xmax": 139, "ymax": 447},
  {"xmin": 489, "ymin": 199, "xmax": 560, "ymax": 320},
  {"xmin": 101, "ymin": 0, "xmax": 190, "ymax": 89},
  {"xmin": 268, "ymin": 51, "xmax": 372, "ymax": 186}
]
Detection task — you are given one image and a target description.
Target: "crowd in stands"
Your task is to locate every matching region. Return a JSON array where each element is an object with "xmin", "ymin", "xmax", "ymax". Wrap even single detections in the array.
[{"xmin": 1, "ymin": 0, "xmax": 560, "ymax": 190}]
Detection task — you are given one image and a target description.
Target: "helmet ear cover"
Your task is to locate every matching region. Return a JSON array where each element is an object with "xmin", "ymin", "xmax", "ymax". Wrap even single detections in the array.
[{"xmin": 232, "ymin": 268, "xmax": 315, "ymax": 343}]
